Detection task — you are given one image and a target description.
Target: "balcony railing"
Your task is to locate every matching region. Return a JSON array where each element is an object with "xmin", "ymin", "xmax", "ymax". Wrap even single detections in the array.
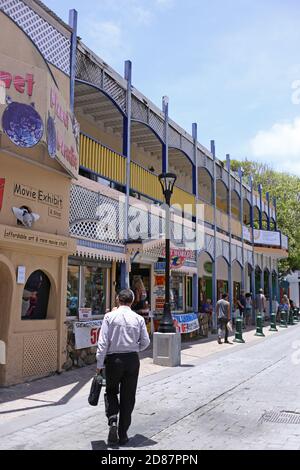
[
  {"xmin": 80, "ymin": 133, "xmax": 196, "ymax": 215},
  {"xmin": 79, "ymin": 133, "xmax": 284, "ymax": 245}
]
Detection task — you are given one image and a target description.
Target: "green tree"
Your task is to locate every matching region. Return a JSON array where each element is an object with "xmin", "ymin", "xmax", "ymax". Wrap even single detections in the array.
[{"xmin": 228, "ymin": 159, "xmax": 300, "ymax": 275}]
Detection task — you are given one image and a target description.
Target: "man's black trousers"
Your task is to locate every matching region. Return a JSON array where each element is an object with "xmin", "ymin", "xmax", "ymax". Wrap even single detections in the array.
[{"xmin": 105, "ymin": 352, "xmax": 140, "ymax": 439}]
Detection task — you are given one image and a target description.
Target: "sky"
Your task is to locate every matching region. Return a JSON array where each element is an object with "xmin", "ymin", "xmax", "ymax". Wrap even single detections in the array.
[{"xmin": 47, "ymin": 0, "xmax": 300, "ymax": 175}]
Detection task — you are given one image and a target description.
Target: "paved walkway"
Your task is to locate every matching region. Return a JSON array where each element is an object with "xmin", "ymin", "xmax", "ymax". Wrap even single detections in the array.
[{"xmin": 0, "ymin": 323, "xmax": 299, "ymax": 450}]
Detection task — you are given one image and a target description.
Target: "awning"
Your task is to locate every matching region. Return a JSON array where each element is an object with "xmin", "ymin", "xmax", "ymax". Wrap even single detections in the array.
[{"xmin": 75, "ymin": 245, "xmax": 126, "ymax": 263}]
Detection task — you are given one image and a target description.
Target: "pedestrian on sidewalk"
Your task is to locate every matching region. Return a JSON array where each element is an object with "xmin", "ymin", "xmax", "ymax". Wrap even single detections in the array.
[
  {"xmin": 244, "ymin": 293, "xmax": 252, "ymax": 328},
  {"xmin": 96, "ymin": 289, "xmax": 150, "ymax": 447},
  {"xmin": 237, "ymin": 290, "xmax": 246, "ymax": 327},
  {"xmin": 255, "ymin": 288, "xmax": 267, "ymax": 321},
  {"xmin": 216, "ymin": 293, "xmax": 231, "ymax": 344}
]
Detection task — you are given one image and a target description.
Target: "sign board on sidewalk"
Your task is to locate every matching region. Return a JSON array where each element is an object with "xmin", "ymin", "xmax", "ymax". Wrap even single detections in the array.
[{"xmin": 73, "ymin": 320, "xmax": 103, "ymax": 350}]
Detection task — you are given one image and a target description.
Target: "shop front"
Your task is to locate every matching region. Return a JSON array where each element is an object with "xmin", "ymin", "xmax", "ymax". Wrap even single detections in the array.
[{"xmin": 0, "ymin": 12, "xmax": 78, "ymax": 386}]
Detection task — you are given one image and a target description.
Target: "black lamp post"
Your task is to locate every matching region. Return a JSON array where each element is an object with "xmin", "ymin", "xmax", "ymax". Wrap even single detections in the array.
[{"xmin": 158, "ymin": 172, "xmax": 177, "ymax": 333}]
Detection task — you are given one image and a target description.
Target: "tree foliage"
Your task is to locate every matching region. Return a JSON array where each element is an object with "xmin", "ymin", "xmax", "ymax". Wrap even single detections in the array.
[{"xmin": 229, "ymin": 159, "xmax": 300, "ymax": 275}]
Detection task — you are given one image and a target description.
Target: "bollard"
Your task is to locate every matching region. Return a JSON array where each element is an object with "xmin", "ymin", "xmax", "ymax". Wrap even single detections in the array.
[
  {"xmin": 234, "ymin": 317, "xmax": 245, "ymax": 343},
  {"xmin": 288, "ymin": 309, "xmax": 295, "ymax": 326},
  {"xmin": 255, "ymin": 313, "xmax": 265, "ymax": 337},
  {"xmin": 280, "ymin": 309, "xmax": 288, "ymax": 328},
  {"xmin": 269, "ymin": 312, "xmax": 278, "ymax": 332}
]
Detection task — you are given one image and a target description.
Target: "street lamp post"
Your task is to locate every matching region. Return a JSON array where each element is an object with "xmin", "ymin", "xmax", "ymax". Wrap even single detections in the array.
[{"xmin": 158, "ymin": 172, "xmax": 177, "ymax": 334}]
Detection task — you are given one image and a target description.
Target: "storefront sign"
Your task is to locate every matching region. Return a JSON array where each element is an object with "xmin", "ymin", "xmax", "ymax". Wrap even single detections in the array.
[
  {"xmin": 253, "ymin": 229, "xmax": 280, "ymax": 247},
  {"xmin": 161, "ymin": 248, "xmax": 194, "ymax": 269},
  {"xmin": 13, "ymin": 183, "xmax": 63, "ymax": 209},
  {"xmin": 0, "ymin": 12, "xmax": 79, "ymax": 178},
  {"xmin": 1, "ymin": 226, "xmax": 70, "ymax": 250},
  {"xmin": 172, "ymin": 313, "xmax": 200, "ymax": 334},
  {"xmin": 73, "ymin": 320, "xmax": 103, "ymax": 350},
  {"xmin": 0, "ymin": 178, "xmax": 5, "ymax": 211},
  {"xmin": 79, "ymin": 308, "xmax": 93, "ymax": 321}
]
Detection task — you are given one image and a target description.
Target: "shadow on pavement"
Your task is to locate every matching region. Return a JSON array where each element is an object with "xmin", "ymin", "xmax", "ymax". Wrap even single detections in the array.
[
  {"xmin": 0, "ymin": 365, "xmax": 95, "ymax": 413},
  {"xmin": 91, "ymin": 434, "xmax": 157, "ymax": 450}
]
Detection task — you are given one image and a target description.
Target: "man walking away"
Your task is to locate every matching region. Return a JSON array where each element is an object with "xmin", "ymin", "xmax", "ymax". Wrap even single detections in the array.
[
  {"xmin": 216, "ymin": 293, "xmax": 231, "ymax": 344},
  {"xmin": 96, "ymin": 289, "xmax": 150, "ymax": 447}
]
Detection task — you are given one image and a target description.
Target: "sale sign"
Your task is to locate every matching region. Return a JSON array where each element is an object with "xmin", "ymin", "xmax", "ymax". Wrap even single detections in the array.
[
  {"xmin": 73, "ymin": 320, "xmax": 103, "ymax": 350},
  {"xmin": 0, "ymin": 178, "xmax": 5, "ymax": 211}
]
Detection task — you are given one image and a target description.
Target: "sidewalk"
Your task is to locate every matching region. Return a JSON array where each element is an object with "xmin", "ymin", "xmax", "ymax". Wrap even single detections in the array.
[
  {"xmin": 0, "ymin": 322, "xmax": 286, "ymax": 407},
  {"xmin": 139, "ymin": 323, "xmax": 282, "ymax": 377},
  {"xmin": 0, "ymin": 322, "xmax": 298, "ymax": 450}
]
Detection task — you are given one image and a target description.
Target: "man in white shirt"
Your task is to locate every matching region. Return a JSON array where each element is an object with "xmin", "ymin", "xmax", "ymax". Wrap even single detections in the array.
[{"xmin": 96, "ymin": 289, "xmax": 150, "ymax": 446}]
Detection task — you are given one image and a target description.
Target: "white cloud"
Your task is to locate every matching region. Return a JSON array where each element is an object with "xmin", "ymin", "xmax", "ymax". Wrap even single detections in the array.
[
  {"xmin": 84, "ymin": 20, "xmax": 130, "ymax": 66},
  {"xmin": 249, "ymin": 117, "xmax": 300, "ymax": 175}
]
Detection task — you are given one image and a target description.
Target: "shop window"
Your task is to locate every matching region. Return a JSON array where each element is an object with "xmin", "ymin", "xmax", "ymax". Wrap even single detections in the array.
[
  {"xmin": 67, "ymin": 265, "xmax": 80, "ymax": 316},
  {"xmin": 21, "ymin": 270, "xmax": 50, "ymax": 320},
  {"xmin": 82, "ymin": 266, "xmax": 107, "ymax": 316},
  {"xmin": 170, "ymin": 274, "xmax": 184, "ymax": 313}
]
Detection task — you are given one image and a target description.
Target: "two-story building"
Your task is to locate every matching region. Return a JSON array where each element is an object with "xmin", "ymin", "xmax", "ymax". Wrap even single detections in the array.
[{"xmin": 0, "ymin": 0, "xmax": 288, "ymax": 385}]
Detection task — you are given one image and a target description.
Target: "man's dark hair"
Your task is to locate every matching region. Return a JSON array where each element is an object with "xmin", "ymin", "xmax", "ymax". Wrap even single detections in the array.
[
  {"xmin": 118, "ymin": 289, "xmax": 134, "ymax": 306},
  {"xmin": 222, "ymin": 293, "xmax": 228, "ymax": 300}
]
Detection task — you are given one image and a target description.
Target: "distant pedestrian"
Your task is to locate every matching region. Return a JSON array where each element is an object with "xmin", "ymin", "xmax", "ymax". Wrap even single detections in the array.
[
  {"xmin": 244, "ymin": 293, "xmax": 252, "ymax": 327},
  {"xmin": 216, "ymin": 293, "xmax": 231, "ymax": 344},
  {"xmin": 237, "ymin": 290, "xmax": 246, "ymax": 325},
  {"xmin": 96, "ymin": 289, "xmax": 150, "ymax": 447},
  {"xmin": 255, "ymin": 288, "xmax": 267, "ymax": 320}
]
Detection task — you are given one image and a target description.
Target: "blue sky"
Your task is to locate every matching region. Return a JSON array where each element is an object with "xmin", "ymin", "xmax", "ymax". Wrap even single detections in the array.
[{"xmin": 47, "ymin": 0, "xmax": 300, "ymax": 175}]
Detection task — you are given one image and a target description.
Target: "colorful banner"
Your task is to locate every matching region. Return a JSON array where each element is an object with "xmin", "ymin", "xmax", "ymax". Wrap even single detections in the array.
[
  {"xmin": 172, "ymin": 313, "xmax": 200, "ymax": 334},
  {"xmin": 73, "ymin": 320, "xmax": 103, "ymax": 350},
  {"xmin": 253, "ymin": 229, "xmax": 280, "ymax": 247}
]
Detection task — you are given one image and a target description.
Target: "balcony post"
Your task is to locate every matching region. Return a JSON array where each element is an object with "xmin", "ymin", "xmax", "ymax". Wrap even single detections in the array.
[
  {"xmin": 69, "ymin": 9, "xmax": 78, "ymax": 114},
  {"xmin": 266, "ymin": 191, "xmax": 271, "ymax": 231},
  {"xmin": 273, "ymin": 197, "xmax": 278, "ymax": 231},
  {"xmin": 123, "ymin": 61, "xmax": 132, "ymax": 288},
  {"xmin": 162, "ymin": 96, "xmax": 169, "ymax": 173},
  {"xmin": 226, "ymin": 155, "xmax": 233, "ymax": 319},
  {"xmin": 193, "ymin": 123, "xmax": 199, "ymax": 313},
  {"xmin": 239, "ymin": 167, "xmax": 245, "ymax": 291},
  {"xmin": 268, "ymin": 260, "xmax": 273, "ymax": 315},
  {"xmin": 249, "ymin": 175, "xmax": 256, "ymax": 324},
  {"xmin": 258, "ymin": 184, "xmax": 263, "ymax": 229},
  {"xmin": 211, "ymin": 140, "xmax": 217, "ymax": 332}
]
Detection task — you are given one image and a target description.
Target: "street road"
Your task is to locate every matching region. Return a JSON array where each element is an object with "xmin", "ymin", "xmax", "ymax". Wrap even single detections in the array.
[{"xmin": 0, "ymin": 324, "xmax": 300, "ymax": 450}]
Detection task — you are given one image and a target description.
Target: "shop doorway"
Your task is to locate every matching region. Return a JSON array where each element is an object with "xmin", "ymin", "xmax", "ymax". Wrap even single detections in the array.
[{"xmin": 130, "ymin": 264, "xmax": 151, "ymax": 320}]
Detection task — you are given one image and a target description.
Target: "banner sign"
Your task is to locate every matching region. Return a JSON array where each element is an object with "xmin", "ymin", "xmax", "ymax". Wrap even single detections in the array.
[
  {"xmin": 0, "ymin": 12, "xmax": 79, "ymax": 178},
  {"xmin": 253, "ymin": 229, "xmax": 280, "ymax": 247},
  {"xmin": 243, "ymin": 226, "xmax": 252, "ymax": 242},
  {"xmin": 172, "ymin": 313, "xmax": 200, "ymax": 334},
  {"xmin": 153, "ymin": 270, "xmax": 166, "ymax": 314},
  {"xmin": 73, "ymin": 320, "xmax": 103, "ymax": 350}
]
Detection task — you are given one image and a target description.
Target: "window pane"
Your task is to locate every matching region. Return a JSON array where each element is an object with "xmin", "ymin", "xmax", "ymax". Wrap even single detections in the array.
[
  {"xmin": 67, "ymin": 265, "xmax": 79, "ymax": 316},
  {"xmin": 83, "ymin": 266, "xmax": 106, "ymax": 316},
  {"xmin": 22, "ymin": 270, "xmax": 50, "ymax": 320}
]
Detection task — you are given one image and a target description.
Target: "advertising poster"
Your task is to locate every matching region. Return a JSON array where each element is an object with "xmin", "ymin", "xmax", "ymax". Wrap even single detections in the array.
[
  {"xmin": 172, "ymin": 313, "xmax": 200, "ymax": 334},
  {"xmin": 74, "ymin": 320, "xmax": 103, "ymax": 350}
]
